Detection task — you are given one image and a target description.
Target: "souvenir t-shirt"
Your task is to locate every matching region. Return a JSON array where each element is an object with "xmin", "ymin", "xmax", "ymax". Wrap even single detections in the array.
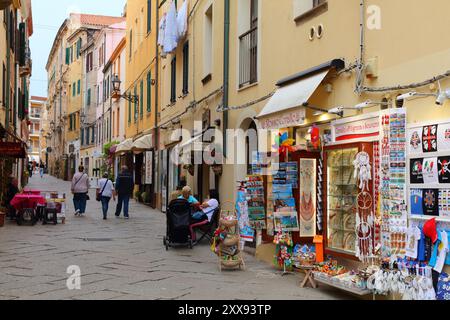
[
  {"xmin": 405, "ymin": 226, "xmax": 422, "ymax": 259},
  {"xmin": 429, "ymin": 231, "xmax": 443, "ymax": 271},
  {"xmin": 423, "ymin": 189, "xmax": 439, "ymax": 216},
  {"xmin": 410, "ymin": 189, "xmax": 424, "ymax": 215},
  {"xmin": 418, "ymin": 228, "xmax": 433, "ymax": 262},
  {"xmin": 431, "ymin": 230, "xmax": 449, "ymax": 273},
  {"xmin": 438, "ymin": 157, "xmax": 450, "ymax": 184},
  {"xmin": 436, "ymin": 272, "xmax": 450, "ymax": 301}
]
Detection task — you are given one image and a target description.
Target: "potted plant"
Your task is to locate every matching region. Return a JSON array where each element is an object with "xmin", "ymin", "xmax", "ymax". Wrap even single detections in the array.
[
  {"xmin": 141, "ymin": 192, "xmax": 148, "ymax": 204},
  {"xmin": 134, "ymin": 190, "xmax": 142, "ymax": 202}
]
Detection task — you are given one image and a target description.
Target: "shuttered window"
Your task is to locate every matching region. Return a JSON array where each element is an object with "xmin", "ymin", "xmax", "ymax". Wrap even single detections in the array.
[
  {"xmin": 170, "ymin": 57, "xmax": 176, "ymax": 103},
  {"xmin": 77, "ymin": 80, "xmax": 81, "ymax": 95},
  {"xmin": 147, "ymin": 72, "xmax": 151, "ymax": 113},
  {"xmin": 128, "ymin": 96, "xmax": 131, "ymax": 124},
  {"xmin": 134, "ymin": 87, "xmax": 138, "ymax": 123},
  {"xmin": 147, "ymin": 0, "xmax": 152, "ymax": 33},
  {"xmin": 87, "ymin": 88, "xmax": 91, "ymax": 106},
  {"xmin": 140, "ymin": 80, "xmax": 144, "ymax": 118},
  {"xmin": 182, "ymin": 41, "xmax": 189, "ymax": 95},
  {"xmin": 66, "ymin": 48, "xmax": 70, "ymax": 65}
]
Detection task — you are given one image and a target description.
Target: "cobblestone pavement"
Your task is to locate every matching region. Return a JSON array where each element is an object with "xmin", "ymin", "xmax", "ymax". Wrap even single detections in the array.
[{"xmin": 0, "ymin": 174, "xmax": 352, "ymax": 300}]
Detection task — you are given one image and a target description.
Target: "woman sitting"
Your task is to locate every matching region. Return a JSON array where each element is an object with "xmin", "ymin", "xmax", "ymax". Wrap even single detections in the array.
[
  {"xmin": 178, "ymin": 186, "xmax": 199, "ymax": 205},
  {"xmin": 191, "ymin": 190, "xmax": 220, "ymax": 223}
]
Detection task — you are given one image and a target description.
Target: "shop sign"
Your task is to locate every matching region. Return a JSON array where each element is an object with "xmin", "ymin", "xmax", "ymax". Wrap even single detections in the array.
[
  {"xmin": 332, "ymin": 112, "xmax": 380, "ymax": 143},
  {"xmin": 0, "ymin": 142, "xmax": 26, "ymax": 158},
  {"xmin": 145, "ymin": 151, "xmax": 153, "ymax": 185},
  {"xmin": 259, "ymin": 109, "xmax": 306, "ymax": 130}
]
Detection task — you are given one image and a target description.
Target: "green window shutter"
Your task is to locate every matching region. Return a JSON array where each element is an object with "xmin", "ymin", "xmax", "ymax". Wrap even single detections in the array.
[
  {"xmin": 134, "ymin": 87, "xmax": 137, "ymax": 123},
  {"xmin": 128, "ymin": 96, "xmax": 131, "ymax": 124},
  {"xmin": 87, "ymin": 89, "xmax": 91, "ymax": 106},
  {"xmin": 66, "ymin": 48, "xmax": 70, "ymax": 64},
  {"xmin": 72, "ymin": 83, "xmax": 75, "ymax": 96},
  {"xmin": 140, "ymin": 80, "xmax": 144, "ymax": 118},
  {"xmin": 77, "ymin": 80, "xmax": 81, "ymax": 95},
  {"xmin": 147, "ymin": 72, "xmax": 151, "ymax": 112}
]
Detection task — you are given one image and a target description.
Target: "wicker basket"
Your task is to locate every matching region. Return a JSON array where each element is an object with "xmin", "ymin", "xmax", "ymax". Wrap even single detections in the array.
[
  {"xmin": 223, "ymin": 234, "xmax": 240, "ymax": 247},
  {"xmin": 219, "ymin": 218, "xmax": 238, "ymax": 228},
  {"xmin": 221, "ymin": 258, "xmax": 242, "ymax": 268}
]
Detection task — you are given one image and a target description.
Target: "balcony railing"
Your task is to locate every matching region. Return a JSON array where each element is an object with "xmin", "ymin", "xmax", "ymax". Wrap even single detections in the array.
[{"xmin": 239, "ymin": 27, "xmax": 258, "ymax": 88}]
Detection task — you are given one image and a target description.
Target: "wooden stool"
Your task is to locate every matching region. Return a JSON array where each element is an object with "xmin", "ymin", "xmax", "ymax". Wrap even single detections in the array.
[{"xmin": 297, "ymin": 266, "xmax": 317, "ymax": 288}]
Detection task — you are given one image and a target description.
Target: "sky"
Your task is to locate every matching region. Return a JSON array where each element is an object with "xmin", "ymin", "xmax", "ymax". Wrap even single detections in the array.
[{"xmin": 30, "ymin": 0, "xmax": 126, "ymax": 98}]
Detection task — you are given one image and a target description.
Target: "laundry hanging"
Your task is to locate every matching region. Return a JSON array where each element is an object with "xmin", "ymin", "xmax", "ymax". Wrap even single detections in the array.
[
  {"xmin": 158, "ymin": 13, "xmax": 167, "ymax": 48},
  {"xmin": 163, "ymin": 0, "xmax": 179, "ymax": 54},
  {"xmin": 177, "ymin": 0, "xmax": 188, "ymax": 39}
]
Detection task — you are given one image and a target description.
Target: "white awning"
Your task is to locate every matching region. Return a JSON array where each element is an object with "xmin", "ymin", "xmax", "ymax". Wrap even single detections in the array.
[
  {"xmin": 115, "ymin": 139, "xmax": 133, "ymax": 154},
  {"xmin": 131, "ymin": 134, "xmax": 153, "ymax": 152},
  {"xmin": 257, "ymin": 70, "xmax": 329, "ymax": 129},
  {"xmin": 179, "ymin": 134, "xmax": 203, "ymax": 149}
]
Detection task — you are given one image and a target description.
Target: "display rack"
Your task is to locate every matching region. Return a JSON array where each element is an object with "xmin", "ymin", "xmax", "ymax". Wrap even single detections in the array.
[
  {"xmin": 406, "ymin": 120, "xmax": 450, "ymax": 223},
  {"xmin": 217, "ymin": 202, "xmax": 245, "ymax": 272}
]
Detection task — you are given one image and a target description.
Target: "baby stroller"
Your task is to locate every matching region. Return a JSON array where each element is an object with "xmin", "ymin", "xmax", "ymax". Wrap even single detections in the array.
[{"xmin": 163, "ymin": 198, "xmax": 193, "ymax": 250}]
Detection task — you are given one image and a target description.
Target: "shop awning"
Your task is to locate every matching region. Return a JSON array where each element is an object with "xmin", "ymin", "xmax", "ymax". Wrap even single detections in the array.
[
  {"xmin": 131, "ymin": 134, "xmax": 153, "ymax": 153},
  {"xmin": 115, "ymin": 139, "xmax": 133, "ymax": 154},
  {"xmin": 257, "ymin": 59, "xmax": 345, "ymax": 130},
  {"xmin": 179, "ymin": 134, "xmax": 204, "ymax": 150}
]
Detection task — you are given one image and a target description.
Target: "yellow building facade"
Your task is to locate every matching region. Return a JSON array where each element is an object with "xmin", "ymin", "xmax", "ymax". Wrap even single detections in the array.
[{"xmin": 119, "ymin": 0, "xmax": 158, "ymax": 207}]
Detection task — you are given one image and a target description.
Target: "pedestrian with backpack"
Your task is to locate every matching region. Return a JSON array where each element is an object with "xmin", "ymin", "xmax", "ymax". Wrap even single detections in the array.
[
  {"xmin": 97, "ymin": 172, "xmax": 115, "ymax": 220},
  {"xmin": 71, "ymin": 166, "xmax": 90, "ymax": 217}
]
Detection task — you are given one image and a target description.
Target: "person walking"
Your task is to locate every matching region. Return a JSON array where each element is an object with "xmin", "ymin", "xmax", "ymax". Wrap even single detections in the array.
[
  {"xmin": 71, "ymin": 166, "xmax": 90, "ymax": 217},
  {"xmin": 39, "ymin": 161, "xmax": 45, "ymax": 178},
  {"xmin": 28, "ymin": 162, "xmax": 33, "ymax": 178},
  {"xmin": 114, "ymin": 165, "xmax": 134, "ymax": 219},
  {"xmin": 97, "ymin": 172, "xmax": 115, "ymax": 220}
]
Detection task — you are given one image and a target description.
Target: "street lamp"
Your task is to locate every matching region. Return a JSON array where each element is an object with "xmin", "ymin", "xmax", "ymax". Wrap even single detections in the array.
[{"xmin": 112, "ymin": 74, "xmax": 139, "ymax": 104}]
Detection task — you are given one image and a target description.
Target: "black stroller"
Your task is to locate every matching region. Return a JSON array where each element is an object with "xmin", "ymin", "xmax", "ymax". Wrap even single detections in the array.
[{"xmin": 163, "ymin": 198, "xmax": 193, "ymax": 250}]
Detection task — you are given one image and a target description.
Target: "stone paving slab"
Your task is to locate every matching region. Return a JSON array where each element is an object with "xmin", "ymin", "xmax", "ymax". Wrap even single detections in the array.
[{"xmin": 0, "ymin": 174, "xmax": 352, "ymax": 300}]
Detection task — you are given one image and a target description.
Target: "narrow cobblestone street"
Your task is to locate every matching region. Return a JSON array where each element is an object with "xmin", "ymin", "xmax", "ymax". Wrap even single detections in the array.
[{"xmin": 0, "ymin": 174, "xmax": 352, "ymax": 300}]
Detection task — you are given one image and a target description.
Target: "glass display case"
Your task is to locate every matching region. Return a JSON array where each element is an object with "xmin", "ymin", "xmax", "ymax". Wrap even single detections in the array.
[{"xmin": 325, "ymin": 147, "xmax": 359, "ymax": 255}]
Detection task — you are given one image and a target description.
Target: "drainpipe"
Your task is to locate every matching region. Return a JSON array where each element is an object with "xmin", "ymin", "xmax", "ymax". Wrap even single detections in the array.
[
  {"xmin": 356, "ymin": 0, "xmax": 365, "ymax": 95},
  {"xmin": 5, "ymin": 7, "xmax": 10, "ymax": 127},
  {"xmin": 222, "ymin": 0, "xmax": 230, "ymax": 157},
  {"xmin": 155, "ymin": 0, "xmax": 160, "ymax": 205}
]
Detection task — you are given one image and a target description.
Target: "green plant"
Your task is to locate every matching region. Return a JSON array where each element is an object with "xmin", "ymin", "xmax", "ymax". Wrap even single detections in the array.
[{"xmin": 134, "ymin": 190, "xmax": 142, "ymax": 201}]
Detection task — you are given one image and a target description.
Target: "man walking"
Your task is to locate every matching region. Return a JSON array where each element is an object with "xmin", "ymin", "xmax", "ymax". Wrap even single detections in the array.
[{"xmin": 114, "ymin": 165, "xmax": 134, "ymax": 219}]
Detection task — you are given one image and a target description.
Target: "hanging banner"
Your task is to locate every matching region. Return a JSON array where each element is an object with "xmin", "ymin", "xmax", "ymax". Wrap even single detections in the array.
[
  {"xmin": 145, "ymin": 151, "xmax": 153, "ymax": 185},
  {"xmin": 299, "ymin": 159, "xmax": 316, "ymax": 237}
]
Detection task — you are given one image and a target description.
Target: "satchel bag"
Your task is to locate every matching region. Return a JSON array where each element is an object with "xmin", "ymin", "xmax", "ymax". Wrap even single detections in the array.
[{"xmin": 96, "ymin": 180, "xmax": 109, "ymax": 202}]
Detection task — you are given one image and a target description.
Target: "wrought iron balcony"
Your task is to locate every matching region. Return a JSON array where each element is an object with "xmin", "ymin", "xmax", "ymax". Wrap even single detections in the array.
[
  {"xmin": 19, "ymin": 46, "xmax": 32, "ymax": 77},
  {"xmin": 239, "ymin": 27, "xmax": 258, "ymax": 88}
]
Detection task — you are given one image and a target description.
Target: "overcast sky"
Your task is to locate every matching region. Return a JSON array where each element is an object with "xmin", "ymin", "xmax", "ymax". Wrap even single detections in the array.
[{"xmin": 30, "ymin": 0, "xmax": 126, "ymax": 98}]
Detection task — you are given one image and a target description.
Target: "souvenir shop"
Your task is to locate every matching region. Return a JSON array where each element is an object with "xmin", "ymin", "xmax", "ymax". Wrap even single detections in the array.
[{"xmin": 234, "ymin": 109, "xmax": 450, "ymax": 300}]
